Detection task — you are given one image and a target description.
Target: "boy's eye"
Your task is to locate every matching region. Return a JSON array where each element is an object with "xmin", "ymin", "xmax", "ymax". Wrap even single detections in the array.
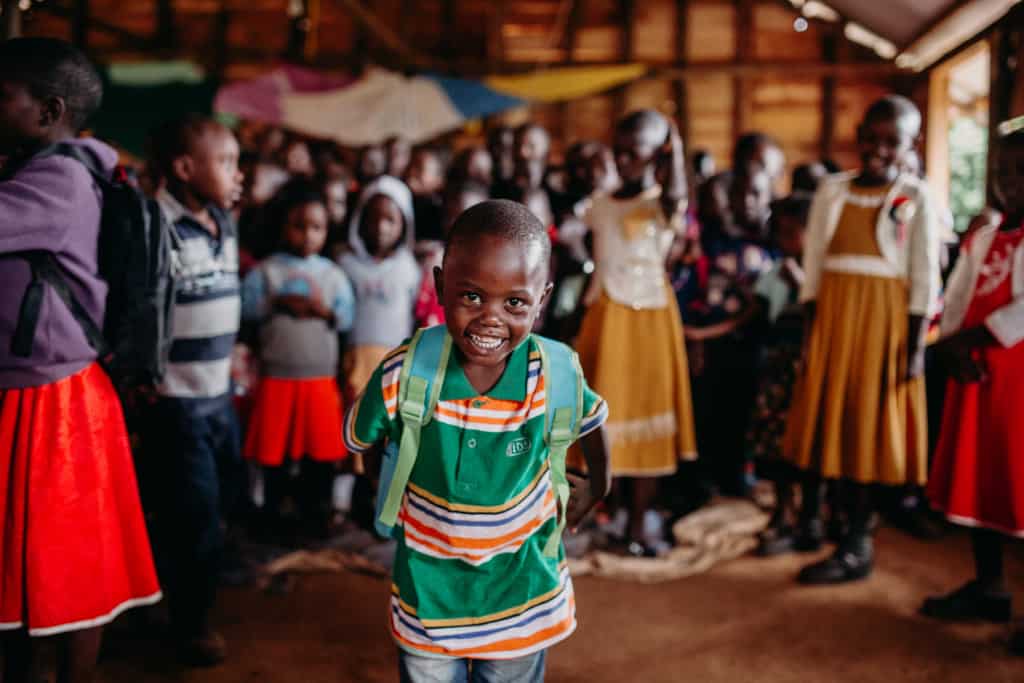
[
  {"xmin": 507, "ymin": 297, "xmax": 525, "ymax": 308},
  {"xmin": 462, "ymin": 292, "xmax": 481, "ymax": 304}
]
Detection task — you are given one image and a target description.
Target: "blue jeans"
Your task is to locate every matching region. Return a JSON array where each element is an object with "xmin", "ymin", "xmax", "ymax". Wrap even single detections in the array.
[{"xmin": 398, "ymin": 650, "xmax": 546, "ymax": 683}]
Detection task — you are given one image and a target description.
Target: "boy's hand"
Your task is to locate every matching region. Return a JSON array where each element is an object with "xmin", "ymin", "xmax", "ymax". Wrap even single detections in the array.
[
  {"xmin": 564, "ymin": 472, "xmax": 602, "ymax": 532},
  {"xmin": 307, "ymin": 298, "xmax": 336, "ymax": 325}
]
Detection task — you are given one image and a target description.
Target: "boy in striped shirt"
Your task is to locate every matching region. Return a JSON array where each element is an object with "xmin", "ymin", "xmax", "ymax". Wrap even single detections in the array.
[
  {"xmin": 345, "ymin": 200, "xmax": 610, "ymax": 682},
  {"xmin": 145, "ymin": 115, "xmax": 244, "ymax": 666}
]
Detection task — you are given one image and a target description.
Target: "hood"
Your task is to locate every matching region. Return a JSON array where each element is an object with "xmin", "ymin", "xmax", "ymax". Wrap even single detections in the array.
[
  {"xmin": 61, "ymin": 136, "xmax": 120, "ymax": 177},
  {"xmin": 347, "ymin": 175, "xmax": 416, "ymax": 260}
]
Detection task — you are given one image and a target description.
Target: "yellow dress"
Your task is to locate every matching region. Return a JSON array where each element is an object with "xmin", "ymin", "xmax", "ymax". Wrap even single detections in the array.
[
  {"xmin": 783, "ymin": 186, "xmax": 928, "ymax": 485},
  {"xmin": 573, "ymin": 189, "xmax": 697, "ymax": 477}
]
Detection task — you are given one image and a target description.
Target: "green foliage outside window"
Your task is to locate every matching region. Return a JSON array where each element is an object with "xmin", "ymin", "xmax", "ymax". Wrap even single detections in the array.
[{"xmin": 948, "ymin": 117, "xmax": 988, "ymax": 233}]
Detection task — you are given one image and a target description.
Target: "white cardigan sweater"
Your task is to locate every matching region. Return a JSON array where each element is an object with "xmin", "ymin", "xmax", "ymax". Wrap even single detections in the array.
[
  {"xmin": 800, "ymin": 172, "xmax": 942, "ymax": 317},
  {"xmin": 940, "ymin": 224, "xmax": 1024, "ymax": 348}
]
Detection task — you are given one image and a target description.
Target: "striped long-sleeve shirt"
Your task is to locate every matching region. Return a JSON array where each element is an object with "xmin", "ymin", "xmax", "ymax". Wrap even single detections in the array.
[
  {"xmin": 156, "ymin": 189, "xmax": 240, "ymax": 416},
  {"xmin": 344, "ymin": 336, "xmax": 607, "ymax": 660}
]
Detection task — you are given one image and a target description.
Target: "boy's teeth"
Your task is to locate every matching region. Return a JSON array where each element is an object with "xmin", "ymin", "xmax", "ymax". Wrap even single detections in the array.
[{"xmin": 470, "ymin": 334, "xmax": 502, "ymax": 350}]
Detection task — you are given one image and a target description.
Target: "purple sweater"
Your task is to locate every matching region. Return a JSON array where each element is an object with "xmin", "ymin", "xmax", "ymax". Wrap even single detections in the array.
[{"xmin": 0, "ymin": 138, "xmax": 117, "ymax": 389}]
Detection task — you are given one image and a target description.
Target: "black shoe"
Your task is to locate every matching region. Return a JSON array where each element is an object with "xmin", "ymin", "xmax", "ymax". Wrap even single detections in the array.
[
  {"xmin": 920, "ymin": 581, "xmax": 1012, "ymax": 623},
  {"xmin": 178, "ymin": 629, "xmax": 227, "ymax": 667},
  {"xmin": 797, "ymin": 537, "xmax": 873, "ymax": 585},
  {"xmin": 793, "ymin": 518, "xmax": 825, "ymax": 552},
  {"xmin": 757, "ymin": 525, "xmax": 796, "ymax": 556}
]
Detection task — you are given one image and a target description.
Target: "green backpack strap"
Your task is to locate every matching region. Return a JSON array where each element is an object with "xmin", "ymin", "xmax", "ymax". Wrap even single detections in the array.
[
  {"xmin": 536, "ymin": 336, "xmax": 585, "ymax": 558},
  {"xmin": 376, "ymin": 326, "xmax": 451, "ymax": 533}
]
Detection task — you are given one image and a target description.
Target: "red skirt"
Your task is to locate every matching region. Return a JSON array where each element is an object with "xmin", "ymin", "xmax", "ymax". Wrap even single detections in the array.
[
  {"xmin": 243, "ymin": 376, "xmax": 347, "ymax": 466},
  {"xmin": 0, "ymin": 363, "xmax": 161, "ymax": 636},
  {"xmin": 927, "ymin": 342, "xmax": 1024, "ymax": 535}
]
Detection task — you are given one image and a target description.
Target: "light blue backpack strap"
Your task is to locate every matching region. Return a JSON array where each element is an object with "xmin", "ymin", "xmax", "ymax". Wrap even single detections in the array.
[
  {"xmin": 375, "ymin": 326, "xmax": 451, "ymax": 537},
  {"xmin": 535, "ymin": 335, "xmax": 585, "ymax": 557}
]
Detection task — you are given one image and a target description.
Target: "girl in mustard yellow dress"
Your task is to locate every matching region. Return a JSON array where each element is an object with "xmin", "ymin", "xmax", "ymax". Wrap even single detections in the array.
[
  {"xmin": 783, "ymin": 95, "xmax": 941, "ymax": 584},
  {"xmin": 575, "ymin": 110, "xmax": 697, "ymax": 557}
]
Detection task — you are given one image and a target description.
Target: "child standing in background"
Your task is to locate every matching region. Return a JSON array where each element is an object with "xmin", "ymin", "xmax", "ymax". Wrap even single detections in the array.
[
  {"xmin": 242, "ymin": 180, "xmax": 355, "ymax": 538},
  {"xmin": 921, "ymin": 128, "xmax": 1024, "ymax": 654},
  {"xmin": 784, "ymin": 95, "xmax": 941, "ymax": 584},
  {"xmin": 338, "ymin": 175, "xmax": 420, "ymax": 398},
  {"xmin": 575, "ymin": 109, "xmax": 696, "ymax": 557},
  {"xmin": 148, "ymin": 113, "xmax": 246, "ymax": 665},
  {"xmin": 746, "ymin": 196, "xmax": 825, "ymax": 556}
]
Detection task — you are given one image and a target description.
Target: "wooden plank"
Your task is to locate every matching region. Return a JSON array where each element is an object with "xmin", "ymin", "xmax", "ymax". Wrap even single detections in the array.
[
  {"xmin": 156, "ymin": 0, "xmax": 176, "ymax": 51},
  {"xmin": 212, "ymin": 3, "xmax": 230, "ymax": 77},
  {"xmin": 733, "ymin": 0, "xmax": 753, "ymax": 143},
  {"xmin": 614, "ymin": 0, "xmax": 634, "ymax": 118},
  {"xmin": 674, "ymin": 0, "xmax": 690, "ymax": 151},
  {"xmin": 559, "ymin": 0, "xmax": 582, "ymax": 143},
  {"xmin": 73, "ymin": 0, "xmax": 90, "ymax": 50},
  {"xmin": 820, "ymin": 26, "xmax": 838, "ymax": 160}
]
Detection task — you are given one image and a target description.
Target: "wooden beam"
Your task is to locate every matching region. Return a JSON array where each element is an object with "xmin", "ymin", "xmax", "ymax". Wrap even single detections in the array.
[
  {"xmin": 820, "ymin": 26, "xmax": 838, "ymax": 160},
  {"xmin": 1, "ymin": 0, "xmax": 21, "ymax": 40},
  {"xmin": 337, "ymin": 0, "xmax": 442, "ymax": 71},
  {"xmin": 441, "ymin": 0, "xmax": 456, "ymax": 65},
  {"xmin": 486, "ymin": 0, "xmax": 507, "ymax": 71},
  {"xmin": 286, "ymin": 0, "xmax": 308, "ymax": 63},
  {"xmin": 732, "ymin": 0, "xmax": 753, "ymax": 144},
  {"xmin": 212, "ymin": 3, "xmax": 230, "ymax": 78},
  {"xmin": 73, "ymin": 0, "xmax": 89, "ymax": 51},
  {"xmin": 558, "ymin": 0, "xmax": 581, "ymax": 145},
  {"xmin": 674, "ymin": 0, "xmax": 690, "ymax": 153},
  {"xmin": 155, "ymin": 0, "xmax": 176, "ymax": 52},
  {"xmin": 614, "ymin": 0, "xmax": 635, "ymax": 118}
]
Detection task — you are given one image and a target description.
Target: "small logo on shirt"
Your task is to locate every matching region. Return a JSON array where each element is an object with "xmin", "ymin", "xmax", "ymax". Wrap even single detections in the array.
[{"xmin": 506, "ymin": 437, "xmax": 532, "ymax": 457}]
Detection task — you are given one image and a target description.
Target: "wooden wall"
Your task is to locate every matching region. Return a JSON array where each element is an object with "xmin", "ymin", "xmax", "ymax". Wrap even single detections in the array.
[{"xmin": 20, "ymin": 0, "xmax": 913, "ymax": 180}]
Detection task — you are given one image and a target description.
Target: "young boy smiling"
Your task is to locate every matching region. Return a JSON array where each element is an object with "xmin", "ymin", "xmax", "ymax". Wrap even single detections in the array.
[{"xmin": 344, "ymin": 200, "xmax": 610, "ymax": 683}]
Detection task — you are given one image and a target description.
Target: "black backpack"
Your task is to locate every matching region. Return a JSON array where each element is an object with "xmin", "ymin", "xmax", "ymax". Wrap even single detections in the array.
[{"xmin": 9, "ymin": 143, "xmax": 176, "ymax": 390}]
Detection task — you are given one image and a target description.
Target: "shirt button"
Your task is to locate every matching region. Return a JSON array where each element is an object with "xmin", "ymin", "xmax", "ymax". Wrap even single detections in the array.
[
  {"xmin": 467, "ymin": 439, "xmax": 477, "ymax": 448},
  {"xmin": 472, "ymin": 399, "xmax": 486, "ymax": 408}
]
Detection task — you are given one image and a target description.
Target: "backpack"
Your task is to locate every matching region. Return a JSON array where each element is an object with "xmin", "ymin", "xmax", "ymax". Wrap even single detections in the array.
[
  {"xmin": 9, "ymin": 143, "xmax": 176, "ymax": 390},
  {"xmin": 374, "ymin": 324, "xmax": 584, "ymax": 558}
]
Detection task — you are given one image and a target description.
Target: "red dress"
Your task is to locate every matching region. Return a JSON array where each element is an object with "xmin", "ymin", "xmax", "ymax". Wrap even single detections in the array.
[
  {"xmin": 928, "ymin": 227, "xmax": 1024, "ymax": 535},
  {"xmin": 243, "ymin": 376, "xmax": 347, "ymax": 466},
  {"xmin": 0, "ymin": 363, "xmax": 161, "ymax": 635}
]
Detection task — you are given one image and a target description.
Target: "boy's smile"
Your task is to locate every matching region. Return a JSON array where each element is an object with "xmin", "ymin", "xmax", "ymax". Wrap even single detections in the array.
[{"xmin": 435, "ymin": 234, "xmax": 551, "ymax": 393}]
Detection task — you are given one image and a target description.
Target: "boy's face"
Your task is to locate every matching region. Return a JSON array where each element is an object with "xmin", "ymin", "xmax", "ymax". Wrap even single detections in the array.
[
  {"xmin": 176, "ymin": 127, "xmax": 243, "ymax": 209},
  {"xmin": 406, "ymin": 151, "xmax": 443, "ymax": 195},
  {"xmin": 283, "ymin": 201, "xmax": 329, "ymax": 257},
  {"xmin": 359, "ymin": 194, "xmax": 404, "ymax": 257},
  {"xmin": 489, "ymin": 128, "xmax": 515, "ymax": 183},
  {"xmin": 465, "ymin": 149, "xmax": 493, "ymax": 187},
  {"xmin": 858, "ymin": 115, "xmax": 916, "ymax": 184},
  {"xmin": 514, "ymin": 127, "xmax": 549, "ymax": 190},
  {"xmin": 995, "ymin": 141, "xmax": 1024, "ymax": 218},
  {"xmin": 0, "ymin": 81, "xmax": 51, "ymax": 155},
  {"xmin": 358, "ymin": 145, "xmax": 387, "ymax": 184},
  {"xmin": 436, "ymin": 234, "xmax": 551, "ymax": 370}
]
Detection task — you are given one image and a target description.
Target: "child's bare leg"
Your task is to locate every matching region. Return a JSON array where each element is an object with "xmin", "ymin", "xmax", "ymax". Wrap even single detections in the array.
[
  {"xmin": 627, "ymin": 478, "xmax": 658, "ymax": 543},
  {"xmin": 56, "ymin": 627, "xmax": 103, "ymax": 683}
]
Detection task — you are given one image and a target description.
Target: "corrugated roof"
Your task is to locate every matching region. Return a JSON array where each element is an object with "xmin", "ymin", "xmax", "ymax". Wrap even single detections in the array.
[{"xmin": 825, "ymin": 0, "xmax": 959, "ymax": 48}]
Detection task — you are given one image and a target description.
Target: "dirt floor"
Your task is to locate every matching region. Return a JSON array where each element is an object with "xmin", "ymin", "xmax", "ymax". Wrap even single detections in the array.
[{"xmin": 97, "ymin": 526, "xmax": 1024, "ymax": 682}]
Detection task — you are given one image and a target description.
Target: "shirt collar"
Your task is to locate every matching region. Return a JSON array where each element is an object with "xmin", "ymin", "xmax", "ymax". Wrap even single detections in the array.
[
  {"xmin": 157, "ymin": 188, "xmax": 226, "ymax": 233},
  {"xmin": 441, "ymin": 336, "xmax": 533, "ymax": 402}
]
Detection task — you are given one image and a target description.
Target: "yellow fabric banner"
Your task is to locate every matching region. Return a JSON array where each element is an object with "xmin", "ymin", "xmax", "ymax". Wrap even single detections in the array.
[{"xmin": 485, "ymin": 63, "xmax": 648, "ymax": 102}]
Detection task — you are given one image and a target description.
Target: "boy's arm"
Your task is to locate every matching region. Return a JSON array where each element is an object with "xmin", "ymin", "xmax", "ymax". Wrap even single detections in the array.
[
  {"xmin": 240, "ymin": 268, "xmax": 268, "ymax": 322},
  {"xmin": 330, "ymin": 268, "xmax": 356, "ymax": 332},
  {"xmin": 565, "ymin": 388, "xmax": 611, "ymax": 530},
  {"xmin": 343, "ymin": 347, "xmax": 406, "ymax": 456}
]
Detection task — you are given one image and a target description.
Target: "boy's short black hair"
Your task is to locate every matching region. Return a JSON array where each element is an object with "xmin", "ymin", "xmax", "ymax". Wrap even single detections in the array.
[
  {"xmin": 148, "ymin": 113, "xmax": 223, "ymax": 176},
  {"xmin": 863, "ymin": 95, "xmax": 922, "ymax": 136},
  {"xmin": 0, "ymin": 37, "xmax": 102, "ymax": 131},
  {"xmin": 445, "ymin": 199, "xmax": 551, "ymax": 267},
  {"xmin": 267, "ymin": 177, "xmax": 326, "ymax": 238}
]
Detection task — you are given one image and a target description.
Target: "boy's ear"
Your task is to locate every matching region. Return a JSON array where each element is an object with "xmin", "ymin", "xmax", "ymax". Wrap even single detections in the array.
[
  {"xmin": 171, "ymin": 155, "xmax": 194, "ymax": 184},
  {"xmin": 38, "ymin": 96, "xmax": 66, "ymax": 129},
  {"xmin": 433, "ymin": 265, "xmax": 444, "ymax": 299}
]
